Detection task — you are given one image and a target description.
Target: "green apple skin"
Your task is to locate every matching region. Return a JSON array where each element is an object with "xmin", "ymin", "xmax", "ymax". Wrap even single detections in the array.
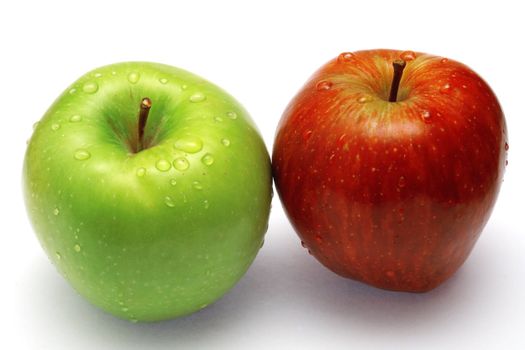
[{"xmin": 23, "ymin": 62, "xmax": 272, "ymax": 322}]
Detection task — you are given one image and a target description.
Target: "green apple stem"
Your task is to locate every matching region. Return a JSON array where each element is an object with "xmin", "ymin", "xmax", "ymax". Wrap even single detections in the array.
[
  {"xmin": 137, "ymin": 97, "xmax": 152, "ymax": 152},
  {"xmin": 388, "ymin": 59, "xmax": 406, "ymax": 102}
]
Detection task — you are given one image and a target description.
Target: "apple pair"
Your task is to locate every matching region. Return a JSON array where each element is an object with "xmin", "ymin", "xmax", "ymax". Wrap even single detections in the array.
[{"xmin": 24, "ymin": 50, "xmax": 507, "ymax": 322}]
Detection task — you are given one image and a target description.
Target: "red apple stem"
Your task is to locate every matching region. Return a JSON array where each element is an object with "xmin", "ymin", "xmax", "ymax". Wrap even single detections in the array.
[
  {"xmin": 389, "ymin": 59, "xmax": 406, "ymax": 102},
  {"xmin": 137, "ymin": 97, "xmax": 151, "ymax": 152}
]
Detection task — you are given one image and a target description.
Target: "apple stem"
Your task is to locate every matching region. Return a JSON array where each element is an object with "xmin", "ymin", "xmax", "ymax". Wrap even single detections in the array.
[
  {"xmin": 388, "ymin": 59, "xmax": 406, "ymax": 102},
  {"xmin": 137, "ymin": 97, "xmax": 152, "ymax": 152}
]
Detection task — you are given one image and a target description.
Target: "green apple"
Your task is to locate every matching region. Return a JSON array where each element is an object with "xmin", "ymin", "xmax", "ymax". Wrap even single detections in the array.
[{"xmin": 23, "ymin": 62, "xmax": 272, "ymax": 322}]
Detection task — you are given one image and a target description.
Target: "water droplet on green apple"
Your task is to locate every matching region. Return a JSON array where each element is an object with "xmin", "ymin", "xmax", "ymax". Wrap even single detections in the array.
[
  {"xmin": 170, "ymin": 179, "xmax": 177, "ymax": 186},
  {"xmin": 53, "ymin": 208, "xmax": 60, "ymax": 216},
  {"xmin": 316, "ymin": 80, "xmax": 333, "ymax": 91},
  {"xmin": 159, "ymin": 77, "xmax": 168, "ymax": 84},
  {"xmin": 69, "ymin": 114, "xmax": 82, "ymax": 122},
  {"xmin": 51, "ymin": 123, "xmax": 60, "ymax": 131},
  {"xmin": 221, "ymin": 138, "xmax": 231, "ymax": 147},
  {"xmin": 74, "ymin": 244, "xmax": 81, "ymax": 252},
  {"xmin": 173, "ymin": 157, "xmax": 190, "ymax": 171},
  {"xmin": 174, "ymin": 136, "xmax": 203, "ymax": 153},
  {"xmin": 189, "ymin": 92, "xmax": 206, "ymax": 103},
  {"xmin": 164, "ymin": 196, "xmax": 175, "ymax": 207},
  {"xmin": 201, "ymin": 153, "xmax": 214, "ymax": 166},
  {"xmin": 192, "ymin": 181, "xmax": 203, "ymax": 190},
  {"xmin": 82, "ymin": 81, "xmax": 99, "ymax": 94},
  {"xmin": 227, "ymin": 111, "xmax": 238, "ymax": 119},
  {"xmin": 127, "ymin": 72, "xmax": 140, "ymax": 84},
  {"xmin": 74, "ymin": 149, "xmax": 91, "ymax": 160},
  {"xmin": 400, "ymin": 50, "xmax": 416, "ymax": 61},
  {"xmin": 338, "ymin": 52, "xmax": 355, "ymax": 62},
  {"xmin": 181, "ymin": 84, "xmax": 188, "ymax": 90},
  {"xmin": 155, "ymin": 159, "xmax": 171, "ymax": 172},
  {"xmin": 94, "ymin": 72, "xmax": 102, "ymax": 78},
  {"xmin": 121, "ymin": 307, "xmax": 129, "ymax": 312},
  {"xmin": 203, "ymin": 199, "xmax": 209, "ymax": 209},
  {"xmin": 136, "ymin": 167, "xmax": 146, "ymax": 177},
  {"xmin": 214, "ymin": 116, "xmax": 224, "ymax": 122},
  {"xmin": 32, "ymin": 121, "xmax": 40, "ymax": 130},
  {"xmin": 55, "ymin": 252, "xmax": 62, "ymax": 260}
]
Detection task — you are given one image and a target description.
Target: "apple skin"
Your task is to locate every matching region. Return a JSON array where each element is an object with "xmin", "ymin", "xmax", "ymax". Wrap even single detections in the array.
[
  {"xmin": 24, "ymin": 62, "xmax": 272, "ymax": 321},
  {"xmin": 273, "ymin": 50, "xmax": 507, "ymax": 292}
]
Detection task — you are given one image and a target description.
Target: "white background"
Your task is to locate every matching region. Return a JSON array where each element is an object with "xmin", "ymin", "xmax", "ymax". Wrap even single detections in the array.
[{"xmin": 2, "ymin": 0, "xmax": 524, "ymax": 349}]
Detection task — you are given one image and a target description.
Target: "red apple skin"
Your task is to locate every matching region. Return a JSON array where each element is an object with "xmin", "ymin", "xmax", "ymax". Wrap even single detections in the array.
[{"xmin": 273, "ymin": 49, "xmax": 507, "ymax": 292}]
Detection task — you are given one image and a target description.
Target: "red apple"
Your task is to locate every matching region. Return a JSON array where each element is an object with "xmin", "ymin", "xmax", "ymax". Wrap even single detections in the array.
[{"xmin": 273, "ymin": 49, "xmax": 507, "ymax": 292}]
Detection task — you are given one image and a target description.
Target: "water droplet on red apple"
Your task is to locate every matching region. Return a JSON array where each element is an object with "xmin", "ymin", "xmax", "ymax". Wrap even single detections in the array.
[
  {"xmin": 400, "ymin": 51, "xmax": 416, "ymax": 61},
  {"xmin": 338, "ymin": 52, "xmax": 355, "ymax": 63},
  {"xmin": 82, "ymin": 81, "xmax": 99, "ymax": 94},
  {"xmin": 358, "ymin": 96, "xmax": 370, "ymax": 103},
  {"xmin": 420, "ymin": 110, "xmax": 432, "ymax": 123},
  {"xmin": 201, "ymin": 153, "xmax": 214, "ymax": 166},
  {"xmin": 174, "ymin": 136, "xmax": 203, "ymax": 153},
  {"xmin": 51, "ymin": 123, "xmax": 60, "ymax": 131},
  {"xmin": 159, "ymin": 77, "xmax": 168, "ymax": 84},
  {"xmin": 316, "ymin": 80, "xmax": 333, "ymax": 91},
  {"xmin": 439, "ymin": 83, "xmax": 451, "ymax": 94},
  {"xmin": 155, "ymin": 159, "xmax": 171, "ymax": 172},
  {"xmin": 192, "ymin": 181, "xmax": 203, "ymax": 190},
  {"xmin": 173, "ymin": 157, "xmax": 190, "ymax": 171},
  {"xmin": 440, "ymin": 58, "xmax": 449, "ymax": 64},
  {"xmin": 53, "ymin": 208, "xmax": 60, "ymax": 216},
  {"xmin": 74, "ymin": 149, "xmax": 91, "ymax": 161},
  {"xmin": 301, "ymin": 241, "xmax": 307, "ymax": 248},
  {"xmin": 127, "ymin": 72, "xmax": 140, "ymax": 84},
  {"xmin": 73, "ymin": 244, "xmax": 81, "ymax": 252},
  {"xmin": 69, "ymin": 115, "xmax": 82, "ymax": 122},
  {"xmin": 189, "ymin": 92, "xmax": 206, "ymax": 103},
  {"xmin": 505, "ymin": 142, "xmax": 509, "ymax": 151},
  {"xmin": 315, "ymin": 235, "xmax": 323, "ymax": 244},
  {"xmin": 164, "ymin": 196, "xmax": 175, "ymax": 208},
  {"xmin": 302, "ymin": 130, "xmax": 313, "ymax": 141},
  {"xmin": 505, "ymin": 160, "xmax": 508, "ymax": 166},
  {"xmin": 136, "ymin": 168, "xmax": 146, "ymax": 177},
  {"xmin": 221, "ymin": 138, "xmax": 231, "ymax": 147},
  {"xmin": 398, "ymin": 176, "xmax": 406, "ymax": 188}
]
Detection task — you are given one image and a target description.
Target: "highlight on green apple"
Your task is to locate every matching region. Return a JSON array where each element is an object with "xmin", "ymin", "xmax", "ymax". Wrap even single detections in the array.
[{"xmin": 23, "ymin": 62, "xmax": 272, "ymax": 322}]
